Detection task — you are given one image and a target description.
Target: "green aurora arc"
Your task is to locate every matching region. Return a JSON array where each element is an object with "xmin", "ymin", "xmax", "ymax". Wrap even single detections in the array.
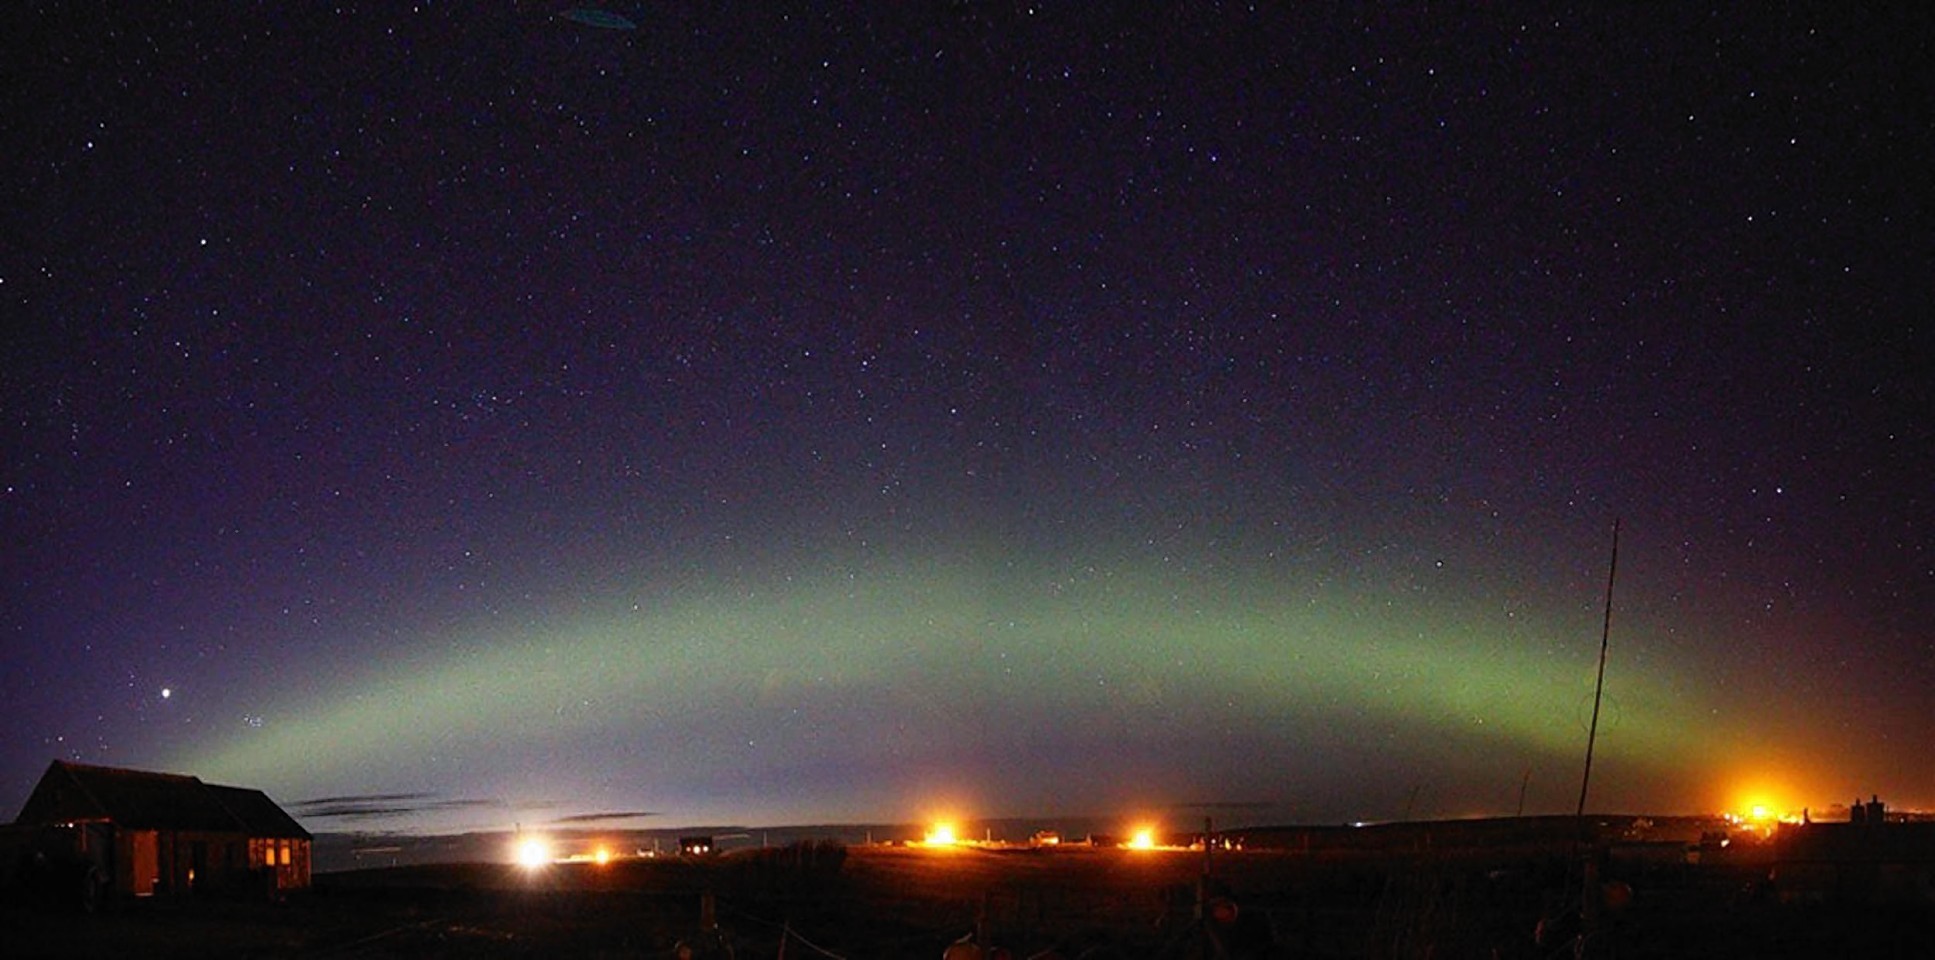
[{"xmin": 177, "ymin": 549, "xmax": 1733, "ymax": 828}]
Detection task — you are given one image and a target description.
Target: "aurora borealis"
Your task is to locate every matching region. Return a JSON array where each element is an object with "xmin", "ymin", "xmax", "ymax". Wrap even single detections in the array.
[{"xmin": 3, "ymin": 4, "xmax": 1929, "ymax": 835}]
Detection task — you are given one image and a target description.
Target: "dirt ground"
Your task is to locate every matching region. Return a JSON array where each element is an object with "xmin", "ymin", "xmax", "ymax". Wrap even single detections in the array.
[{"xmin": 2, "ymin": 843, "xmax": 1929, "ymax": 958}]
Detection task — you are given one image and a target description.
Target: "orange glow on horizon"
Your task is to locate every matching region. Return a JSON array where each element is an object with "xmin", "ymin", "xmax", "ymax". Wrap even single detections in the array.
[
  {"xmin": 1727, "ymin": 781, "xmax": 1801, "ymax": 822},
  {"xmin": 923, "ymin": 822, "xmax": 959, "ymax": 846},
  {"xmin": 1713, "ymin": 751, "xmax": 1850, "ymax": 821},
  {"xmin": 1127, "ymin": 827, "xmax": 1156, "ymax": 850}
]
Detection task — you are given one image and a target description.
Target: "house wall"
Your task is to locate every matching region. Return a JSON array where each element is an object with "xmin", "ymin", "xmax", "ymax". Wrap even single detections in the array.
[
  {"xmin": 284, "ymin": 838, "xmax": 312, "ymax": 890},
  {"xmin": 180, "ymin": 829, "xmax": 248, "ymax": 894},
  {"xmin": 108, "ymin": 828, "xmax": 249, "ymax": 896},
  {"xmin": 247, "ymin": 835, "xmax": 312, "ymax": 891}
]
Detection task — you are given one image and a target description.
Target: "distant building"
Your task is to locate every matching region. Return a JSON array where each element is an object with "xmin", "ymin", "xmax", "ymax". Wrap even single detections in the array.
[
  {"xmin": 1771, "ymin": 795, "xmax": 1935, "ymax": 904},
  {"xmin": 6, "ymin": 760, "xmax": 311, "ymax": 902}
]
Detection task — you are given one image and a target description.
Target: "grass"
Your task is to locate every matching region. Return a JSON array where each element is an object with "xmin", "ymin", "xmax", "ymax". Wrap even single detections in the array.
[{"xmin": 2, "ymin": 840, "xmax": 1929, "ymax": 957}]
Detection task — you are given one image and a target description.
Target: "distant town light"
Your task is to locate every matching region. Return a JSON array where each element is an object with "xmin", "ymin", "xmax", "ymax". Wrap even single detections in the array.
[{"xmin": 594, "ymin": 846, "xmax": 612, "ymax": 866}]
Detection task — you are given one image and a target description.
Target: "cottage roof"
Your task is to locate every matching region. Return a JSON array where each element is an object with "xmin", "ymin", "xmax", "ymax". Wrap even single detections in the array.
[
  {"xmin": 13, "ymin": 760, "xmax": 310, "ymax": 839},
  {"xmin": 207, "ymin": 784, "xmax": 311, "ymax": 840}
]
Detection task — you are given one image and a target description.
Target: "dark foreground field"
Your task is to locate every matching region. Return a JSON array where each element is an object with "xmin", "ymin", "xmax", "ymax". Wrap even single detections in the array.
[{"xmin": 2, "ymin": 841, "xmax": 1929, "ymax": 958}]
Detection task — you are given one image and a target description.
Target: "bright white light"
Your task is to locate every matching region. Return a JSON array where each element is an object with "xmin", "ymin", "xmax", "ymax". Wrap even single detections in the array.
[
  {"xmin": 514, "ymin": 836, "xmax": 552, "ymax": 868},
  {"xmin": 1128, "ymin": 828, "xmax": 1156, "ymax": 850},
  {"xmin": 923, "ymin": 822, "xmax": 959, "ymax": 846},
  {"xmin": 161, "ymin": 688, "xmax": 172, "ymax": 699}
]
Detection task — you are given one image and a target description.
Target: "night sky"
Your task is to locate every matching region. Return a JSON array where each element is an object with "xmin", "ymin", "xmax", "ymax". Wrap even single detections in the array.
[{"xmin": 4, "ymin": 4, "xmax": 1930, "ymax": 836}]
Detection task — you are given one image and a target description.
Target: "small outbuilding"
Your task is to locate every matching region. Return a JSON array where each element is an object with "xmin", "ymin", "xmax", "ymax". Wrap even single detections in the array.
[{"xmin": 7, "ymin": 760, "xmax": 311, "ymax": 901}]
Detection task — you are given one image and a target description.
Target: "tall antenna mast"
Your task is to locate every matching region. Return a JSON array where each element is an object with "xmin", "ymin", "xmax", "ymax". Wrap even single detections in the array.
[{"xmin": 1575, "ymin": 518, "xmax": 1621, "ymax": 821}]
